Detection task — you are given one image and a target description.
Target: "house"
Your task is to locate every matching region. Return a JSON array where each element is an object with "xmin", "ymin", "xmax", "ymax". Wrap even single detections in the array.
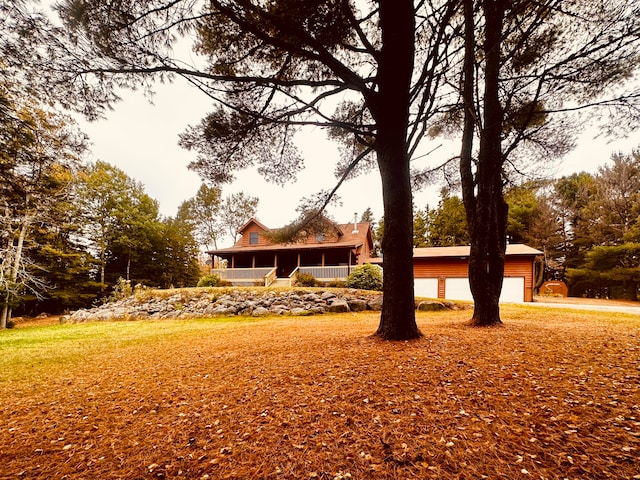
[
  {"xmin": 207, "ymin": 218, "xmax": 374, "ymax": 286},
  {"xmin": 408, "ymin": 244, "xmax": 543, "ymax": 302}
]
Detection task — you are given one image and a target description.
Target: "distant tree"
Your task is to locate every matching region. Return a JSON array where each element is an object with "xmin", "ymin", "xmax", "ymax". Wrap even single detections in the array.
[
  {"xmin": 182, "ymin": 185, "xmax": 258, "ymax": 249},
  {"xmin": 359, "ymin": 208, "xmax": 375, "ymax": 225},
  {"xmin": 412, "ymin": 207, "xmax": 429, "ymax": 248},
  {"xmin": 426, "ymin": 191, "xmax": 469, "ymax": 247},
  {"xmin": 558, "ymin": 148, "xmax": 640, "ymax": 298},
  {"xmin": 567, "ymin": 244, "xmax": 640, "ymax": 301},
  {"xmin": 219, "ymin": 192, "xmax": 259, "ymax": 244},
  {"xmin": 106, "ymin": 190, "xmax": 163, "ymax": 285},
  {"xmin": 76, "ymin": 161, "xmax": 163, "ymax": 289},
  {"xmin": 154, "ymin": 214, "xmax": 201, "ymax": 288},
  {"xmin": 180, "ymin": 184, "xmax": 224, "ymax": 250},
  {"xmin": 589, "ymin": 150, "xmax": 640, "ymax": 245}
]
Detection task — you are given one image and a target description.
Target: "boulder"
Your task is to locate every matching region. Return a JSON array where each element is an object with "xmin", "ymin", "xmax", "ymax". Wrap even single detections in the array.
[
  {"xmin": 417, "ymin": 301, "xmax": 447, "ymax": 312},
  {"xmin": 347, "ymin": 299, "xmax": 367, "ymax": 312},
  {"xmin": 367, "ymin": 296, "xmax": 383, "ymax": 311},
  {"xmin": 327, "ymin": 299, "xmax": 350, "ymax": 313}
]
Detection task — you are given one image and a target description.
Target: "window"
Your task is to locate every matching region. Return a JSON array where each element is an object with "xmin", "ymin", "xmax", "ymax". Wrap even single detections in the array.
[
  {"xmin": 249, "ymin": 232, "xmax": 259, "ymax": 245},
  {"xmin": 315, "ymin": 233, "xmax": 325, "ymax": 243}
]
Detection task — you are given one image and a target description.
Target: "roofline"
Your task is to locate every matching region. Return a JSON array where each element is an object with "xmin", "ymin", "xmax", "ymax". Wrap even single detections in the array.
[
  {"xmin": 237, "ymin": 217, "xmax": 269, "ymax": 234},
  {"xmin": 208, "ymin": 242, "xmax": 366, "ymax": 255}
]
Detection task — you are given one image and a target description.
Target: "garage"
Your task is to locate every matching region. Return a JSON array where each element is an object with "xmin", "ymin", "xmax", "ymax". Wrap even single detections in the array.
[
  {"xmin": 414, "ymin": 278, "xmax": 438, "ymax": 298},
  {"xmin": 444, "ymin": 276, "xmax": 526, "ymax": 303},
  {"xmin": 411, "ymin": 244, "xmax": 542, "ymax": 303}
]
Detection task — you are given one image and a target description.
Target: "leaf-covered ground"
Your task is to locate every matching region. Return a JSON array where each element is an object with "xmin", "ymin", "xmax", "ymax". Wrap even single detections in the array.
[{"xmin": 1, "ymin": 306, "xmax": 639, "ymax": 479}]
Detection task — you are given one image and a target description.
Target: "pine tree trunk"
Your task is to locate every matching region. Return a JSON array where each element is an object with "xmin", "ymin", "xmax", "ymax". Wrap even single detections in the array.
[
  {"xmin": 373, "ymin": 0, "xmax": 421, "ymax": 340},
  {"xmin": 460, "ymin": 0, "xmax": 508, "ymax": 327}
]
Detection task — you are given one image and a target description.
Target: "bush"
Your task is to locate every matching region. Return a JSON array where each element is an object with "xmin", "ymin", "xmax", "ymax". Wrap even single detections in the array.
[
  {"xmin": 109, "ymin": 277, "xmax": 132, "ymax": 302},
  {"xmin": 197, "ymin": 274, "xmax": 223, "ymax": 287},
  {"xmin": 345, "ymin": 264, "xmax": 383, "ymax": 291},
  {"xmin": 294, "ymin": 273, "xmax": 318, "ymax": 287}
]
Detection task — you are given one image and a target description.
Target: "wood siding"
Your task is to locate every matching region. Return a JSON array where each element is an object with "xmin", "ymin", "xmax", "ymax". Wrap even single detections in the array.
[
  {"xmin": 239, "ymin": 223, "xmax": 270, "ymax": 247},
  {"xmin": 413, "ymin": 255, "xmax": 537, "ymax": 302}
]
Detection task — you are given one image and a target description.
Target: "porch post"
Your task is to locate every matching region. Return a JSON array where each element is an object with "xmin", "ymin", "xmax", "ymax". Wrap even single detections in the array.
[
  {"xmin": 274, "ymin": 254, "xmax": 277, "ymax": 267},
  {"xmin": 252, "ymin": 255, "xmax": 255, "ymax": 268},
  {"xmin": 348, "ymin": 250, "xmax": 351, "ymax": 274},
  {"xmin": 297, "ymin": 253, "xmax": 301, "ymax": 267},
  {"xmin": 231, "ymin": 255, "xmax": 235, "ymax": 269},
  {"xmin": 321, "ymin": 252, "xmax": 325, "ymax": 267}
]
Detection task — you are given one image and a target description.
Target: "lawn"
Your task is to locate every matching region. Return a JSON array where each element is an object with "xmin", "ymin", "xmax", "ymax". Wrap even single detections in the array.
[{"xmin": 1, "ymin": 306, "xmax": 639, "ymax": 479}]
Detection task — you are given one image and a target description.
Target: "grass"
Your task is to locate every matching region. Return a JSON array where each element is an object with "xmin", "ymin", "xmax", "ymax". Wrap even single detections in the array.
[{"xmin": 1, "ymin": 306, "xmax": 639, "ymax": 479}]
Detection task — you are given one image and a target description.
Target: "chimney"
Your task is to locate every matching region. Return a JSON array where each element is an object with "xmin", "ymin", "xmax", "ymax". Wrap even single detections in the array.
[{"xmin": 352, "ymin": 212, "xmax": 359, "ymax": 234}]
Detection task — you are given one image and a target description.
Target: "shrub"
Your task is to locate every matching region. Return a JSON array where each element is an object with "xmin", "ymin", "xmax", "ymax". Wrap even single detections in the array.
[
  {"xmin": 294, "ymin": 273, "xmax": 318, "ymax": 287},
  {"xmin": 345, "ymin": 264, "xmax": 383, "ymax": 291},
  {"xmin": 110, "ymin": 277, "xmax": 132, "ymax": 302},
  {"xmin": 197, "ymin": 274, "xmax": 222, "ymax": 287}
]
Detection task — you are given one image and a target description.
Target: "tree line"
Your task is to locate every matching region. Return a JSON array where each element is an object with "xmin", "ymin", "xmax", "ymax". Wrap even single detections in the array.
[{"xmin": 0, "ymin": 84, "xmax": 257, "ymax": 327}]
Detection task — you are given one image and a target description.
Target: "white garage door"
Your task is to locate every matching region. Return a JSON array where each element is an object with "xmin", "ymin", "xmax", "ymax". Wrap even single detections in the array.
[
  {"xmin": 414, "ymin": 278, "xmax": 438, "ymax": 298},
  {"xmin": 500, "ymin": 277, "xmax": 525, "ymax": 303},
  {"xmin": 445, "ymin": 278, "xmax": 473, "ymax": 301},
  {"xmin": 444, "ymin": 277, "xmax": 525, "ymax": 303}
]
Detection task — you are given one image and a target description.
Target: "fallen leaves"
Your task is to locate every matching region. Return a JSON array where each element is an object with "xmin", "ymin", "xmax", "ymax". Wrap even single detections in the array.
[{"xmin": 0, "ymin": 307, "xmax": 639, "ymax": 479}]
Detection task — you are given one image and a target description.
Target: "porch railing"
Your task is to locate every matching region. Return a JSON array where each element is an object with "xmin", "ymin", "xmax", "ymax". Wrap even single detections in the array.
[
  {"xmin": 289, "ymin": 266, "xmax": 300, "ymax": 285},
  {"xmin": 210, "ymin": 267, "xmax": 274, "ymax": 283},
  {"xmin": 299, "ymin": 265, "xmax": 349, "ymax": 280},
  {"xmin": 264, "ymin": 267, "xmax": 277, "ymax": 287}
]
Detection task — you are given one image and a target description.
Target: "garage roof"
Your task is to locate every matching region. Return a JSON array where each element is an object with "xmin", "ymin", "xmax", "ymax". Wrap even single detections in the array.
[{"xmin": 413, "ymin": 243, "xmax": 542, "ymax": 258}]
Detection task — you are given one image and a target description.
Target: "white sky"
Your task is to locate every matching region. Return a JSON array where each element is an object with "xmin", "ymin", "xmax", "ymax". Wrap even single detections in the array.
[{"xmin": 78, "ymin": 76, "xmax": 638, "ymax": 249}]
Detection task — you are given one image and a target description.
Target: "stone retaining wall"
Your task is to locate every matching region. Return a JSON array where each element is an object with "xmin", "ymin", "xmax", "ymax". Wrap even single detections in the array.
[{"xmin": 60, "ymin": 288, "xmax": 465, "ymax": 324}]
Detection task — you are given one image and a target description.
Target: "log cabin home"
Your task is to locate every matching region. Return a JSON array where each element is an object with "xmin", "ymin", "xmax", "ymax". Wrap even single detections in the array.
[
  {"xmin": 208, "ymin": 217, "xmax": 542, "ymax": 302},
  {"xmin": 207, "ymin": 217, "xmax": 375, "ymax": 286}
]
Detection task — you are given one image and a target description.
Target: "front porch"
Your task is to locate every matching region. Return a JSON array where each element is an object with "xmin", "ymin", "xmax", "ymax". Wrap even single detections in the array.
[
  {"xmin": 210, "ymin": 265, "xmax": 351, "ymax": 287},
  {"xmin": 210, "ymin": 246, "xmax": 359, "ymax": 286}
]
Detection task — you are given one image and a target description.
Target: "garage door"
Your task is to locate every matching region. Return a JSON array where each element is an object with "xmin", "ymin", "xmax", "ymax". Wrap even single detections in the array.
[
  {"xmin": 414, "ymin": 278, "xmax": 438, "ymax": 298},
  {"xmin": 444, "ymin": 277, "xmax": 525, "ymax": 303},
  {"xmin": 500, "ymin": 277, "xmax": 525, "ymax": 303}
]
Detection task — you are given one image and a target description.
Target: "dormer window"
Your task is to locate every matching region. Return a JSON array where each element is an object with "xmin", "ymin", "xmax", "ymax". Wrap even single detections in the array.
[{"xmin": 249, "ymin": 232, "xmax": 259, "ymax": 245}]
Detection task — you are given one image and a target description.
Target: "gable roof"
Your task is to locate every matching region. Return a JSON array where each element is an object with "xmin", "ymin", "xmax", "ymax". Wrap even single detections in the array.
[
  {"xmin": 208, "ymin": 221, "xmax": 373, "ymax": 255},
  {"xmin": 237, "ymin": 217, "xmax": 269, "ymax": 234}
]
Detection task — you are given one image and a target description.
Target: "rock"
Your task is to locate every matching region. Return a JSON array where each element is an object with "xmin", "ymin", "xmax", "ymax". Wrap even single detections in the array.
[
  {"xmin": 327, "ymin": 299, "xmax": 350, "ymax": 313},
  {"xmin": 347, "ymin": 299, "xmax": 367, "ymax": 312},
  {"xmin": 367, "ymin": 296, "xmax": 383, "ymax": 311},
  {"xmin": 417, "ymin": 301, "xmax": 447, "ymax": 312},
  {"xmin": 62, "ymin": 287, "xmax": 392, "ymax": 323},
  {"xmin": 320, "ymin": 291, "xmax": 336, "ymax": 300}
]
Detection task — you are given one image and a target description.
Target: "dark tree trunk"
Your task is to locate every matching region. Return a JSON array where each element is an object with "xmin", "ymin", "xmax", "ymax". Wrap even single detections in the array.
[
  {"xmin": 460, "ymin": 0, "xmax": 508, "ymax": 327},
  {"xmin": 372, "ymin": 0, "xmax": 421, "ymax": 340}
]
